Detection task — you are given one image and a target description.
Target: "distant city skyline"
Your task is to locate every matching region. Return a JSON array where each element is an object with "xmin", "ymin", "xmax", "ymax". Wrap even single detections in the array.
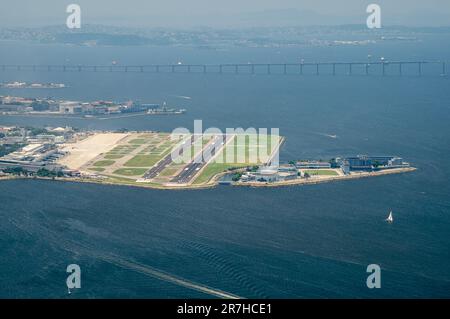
[{"xmin": 1, "ymin": 0, "xmax": 450, "ymax": 28}]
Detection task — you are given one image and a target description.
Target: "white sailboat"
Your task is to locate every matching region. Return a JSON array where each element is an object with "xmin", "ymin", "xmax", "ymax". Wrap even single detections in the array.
[{"xmin": 386, "ymin": 210, "xmax": 394, "ymax": 223}]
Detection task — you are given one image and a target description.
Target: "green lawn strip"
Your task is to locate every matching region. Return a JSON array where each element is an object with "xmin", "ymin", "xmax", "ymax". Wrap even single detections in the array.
[
  {"xmin": 303, "ymin": 169, "xmax": 338, "ymax": 176},
  {"xmin": 113, "ymin": 168, "xmax": 148, "ymax": 176},
  {"xmin": 104, "ymin": 154, "xmax": 125, "ymax": 159},
  {"xmin": 93, "ymin": 160, "xmax": 115, "ymax": 167},
  {"xmin": 102, "ymin": 174, "xmax": 135, "ymax": 182},
  {"xmin": 193, "ymin": 162, "xmax": 248, "ymax": 185},
  {"xmin": 109, "ymin": 148, "xmax": 134, "ymax": 153},
  {"xmin": 128, "ymin": 139, "xmax": 147, "ymax": 145},
  {"xmin": 103, "ymin": 175, "xmax": 160, "ymax": 188},
  {"xmin": 233, "ymin": 134, "xmax": 280, "ymax": 164},
  {"xmin": 157, "ymin": 168, "xmax": 178, "ymax": 177},
  {"xmin": 88, "ymin": 167, "xmax": 105, "ymax": 172},
  {"xmin": 123, "ymin": 155, "xmax": 164, "ymax": 167}
]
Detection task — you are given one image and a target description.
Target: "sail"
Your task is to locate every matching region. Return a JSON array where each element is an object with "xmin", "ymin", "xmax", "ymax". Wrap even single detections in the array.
[{"xmin": 386, "ymin": 211, "xmax": 393, "ymax": 222}]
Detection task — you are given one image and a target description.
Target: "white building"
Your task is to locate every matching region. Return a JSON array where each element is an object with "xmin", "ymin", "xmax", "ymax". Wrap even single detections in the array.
[
  {"xmin": 59, "ymin": 101, "xmax": 82, "ymax": 114},
  {"xmin": 255, "ymin": 167, "xmax": 279, "ymax": 182}
]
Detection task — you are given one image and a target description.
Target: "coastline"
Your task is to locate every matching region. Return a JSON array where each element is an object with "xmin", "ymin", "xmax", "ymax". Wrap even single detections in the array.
[
  {"xmin": 0, "ymin": 166, "xmax": 417, "ymax": 190},
  {"xmin": 0, "ymin": 111, "xmax": 169, "ymax": 120},
  {"xmin": 235, "ymin": 167, "xmax": 417, "ymax": 188}
]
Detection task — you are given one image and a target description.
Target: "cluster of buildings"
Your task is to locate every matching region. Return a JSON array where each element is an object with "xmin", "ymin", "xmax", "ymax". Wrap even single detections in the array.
[
  {"xmin": 238, "ymin": 155, "xmax": 410, "ymax": 183},
  {"xmin": 0, "ymin": 126, "xmax": 71, "ymax": 144},
  {"xmin": 0, "ymin": 81, "xmax": 65, "ymax": 89},
  {"xmin": 332, "ymin": 155, "xmax": 409, "ymax": 175},
  {"xmin": 0, "ymin": 143, "xmax": 62, "ymax": 171},
  {"xmin": 0, "ymin": 96, "xmax": 39, "ymax": 112},
  {"xmin": 298, "ymin": 155, "xmax": 409, "ymax": 174},
  {"xmin": 0, "ymin": 126, "xmax": 77, "ymax": 175},
  {"xmin": 0, "ymin": 95, "xmax": 171, "ymax": 116},
  {"xmin": 59, "ymin": 100, "xmax": 164, "ymax": 115}
]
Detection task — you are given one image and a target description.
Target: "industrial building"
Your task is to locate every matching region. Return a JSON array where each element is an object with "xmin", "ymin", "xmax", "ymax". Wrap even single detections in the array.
[
  {"xmin": 59, "ymin": 101, "xmax": 83, "ymax": 114},
  {"xmin": 344, "ymin": 155, "xmax": 409, "ymax": 171},
  {"xmin": 0, "ymin": 143, "xmax": 65, "ymax": 173},
  {"xmin": 240, "ymin": 165, "xmax": 298, "ymax": 183}
]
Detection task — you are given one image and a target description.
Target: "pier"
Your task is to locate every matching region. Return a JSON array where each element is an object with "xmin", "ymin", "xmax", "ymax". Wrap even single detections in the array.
[{"xmin": 0, "ymin": 61, "xmax": 448, "ymax": 77}]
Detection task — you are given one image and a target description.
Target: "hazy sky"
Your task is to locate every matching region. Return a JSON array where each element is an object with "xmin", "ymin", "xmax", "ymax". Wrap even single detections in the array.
[{"xmin": 1, "ymin": 0, "xmax": 450, "ymax": 28}]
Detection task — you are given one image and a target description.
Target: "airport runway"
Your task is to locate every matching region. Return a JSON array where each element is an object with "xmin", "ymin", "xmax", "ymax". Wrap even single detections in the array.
[
  {"xmin": 141, "ymin": 135, "xmax": 196, "ymax": 180},
  {"xmin": 171, "ymin": 134, "xmax": 231, "ymax": 184}
]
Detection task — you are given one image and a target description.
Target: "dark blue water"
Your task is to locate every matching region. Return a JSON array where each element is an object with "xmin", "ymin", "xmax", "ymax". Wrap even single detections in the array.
[{"xmin": 1, "ymin": 34, "xmax": 450, "ymax": 298}]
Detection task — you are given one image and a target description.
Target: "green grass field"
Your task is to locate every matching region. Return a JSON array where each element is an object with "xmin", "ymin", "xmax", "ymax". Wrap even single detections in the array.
[
  {"xmin": 158, "ymin": 167, "xmax": 180, "ymax": 177},
  {"xmin": 84, "ymin": 132, "xmax": 282, "ymax": 187},
  {"xmin": 128, "ymin": 139, "xmax": 147, "ymax": 145},
  {"xmin": 193, "ymin": 163, "xmax": 248, "ymax": 184},
  {"xmin": 214, "ymin": 135, "xmax": 280, "ymax": 164},
  {"xmin": 192, "ymin": 134, "xmax": 281, "ymax": 184},
  {"xmin": 93, "ymin": 160, "xmax": 115, "ymax": 167},
  {"xmin": 84, "ymin": 132, "xmax": 184, "ymax": 180},
  {"xmin": 123, "ymin": 155, "xmax": 162, "ymax": 167},
  {"xmin": 113, "ymin": 168, "xmax": 148, "ymax": 176},
  {"xmin": 137, "ymin": 134, "xmax": 153, "ymax": 139},
  {"xmin": 108, "ymin": 145, "xmax": 140, "ymax": 154},
  {"xmin": 104, "ymin": 154, "xmax": 124, "ymax": 159}
]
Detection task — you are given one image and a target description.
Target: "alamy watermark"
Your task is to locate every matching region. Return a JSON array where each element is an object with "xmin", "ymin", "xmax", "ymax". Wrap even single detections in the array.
[
  {"xmin": 366, "ymin": 264, "xmax": 381, "ymax": 289},
  {"xmin": 366, "ymin": 4, "xmax": 381, "ymax": 29},
  {"xmin": 66, "ymin": 264, "xmax": 81, "ymax": 293},
  {"xmin": 170, "ymin": 120, "xmax": 280, "ymax": 167},
  {"xmin": 66, "ymin": 4, "xmax": 81, "ymax": 29}
]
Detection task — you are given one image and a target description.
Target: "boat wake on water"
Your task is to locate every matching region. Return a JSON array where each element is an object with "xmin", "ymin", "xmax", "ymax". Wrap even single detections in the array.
[
  {"xmin": 171, "ymin": 95, "xmax": 192, "ymax": 100},
  {"xmin": 98, "ymin": 254, "xmax": 241, "ymax": 299},
  {"xmin": 33, "ymin": 228, "xmax": 241, "ymax": 299},
  {"xmin": 315, "ymin": 132, "xmax": 338, "ymax": 139}
]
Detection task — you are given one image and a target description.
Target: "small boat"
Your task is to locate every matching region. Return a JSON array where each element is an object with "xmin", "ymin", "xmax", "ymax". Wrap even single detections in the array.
[{"xmin": 386, "ymin": 210, "xmax": 394, "ymax": 223}]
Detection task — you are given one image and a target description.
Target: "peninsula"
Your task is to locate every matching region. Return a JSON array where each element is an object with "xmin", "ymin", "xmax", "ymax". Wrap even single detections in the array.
[{"xmin": 0, "ymin": 126, "xmax": 415, "ymax": 189}]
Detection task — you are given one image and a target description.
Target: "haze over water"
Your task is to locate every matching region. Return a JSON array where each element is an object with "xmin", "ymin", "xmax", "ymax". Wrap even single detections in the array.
[{"xmin": 1, "ymin": 32, "xmax": 450, "ymax": 297}]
